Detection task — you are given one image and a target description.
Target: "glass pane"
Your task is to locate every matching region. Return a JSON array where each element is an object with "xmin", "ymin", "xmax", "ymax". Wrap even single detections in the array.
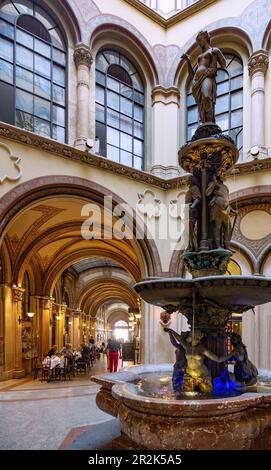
[
  {"xmin": 134, "ymin": 91, "xmax": 144, "ymax": 105},
  {"xmin": 53, "ymin": 48, "xmax": 66, "ymax": 65},
  {"xmin": 34, "ymin": 96, "xmax": 50, "ymax": 120},
  {"xmin": 107, "ymin": 90, "xmax": 119, "ymax": 111},
  {"xmin": 134, "ymin": 138, "xmax": 143, "ymax": 156},
  {"xmin": 34, "ymin": 116, "xmax": 50, "ymax": 137},
  {"xmin": 231, "ymin": 109, "xmax": 243, "ymax": 128},
  {"xmin": 35, "ymin": 54, "xmax": 50, "ymax": 77},
  {"xmin": 15, "ymin": 1, "xmax": 33, "ymax": 15},
  {"xmin": 53, "ymin": 105, "xmax": 65, "ymax": 126},
  {"xmin": 120, "ymin": 114, "xmax": 132, "ymax": 134},
  {"xmin": 120, "ymin": 55, "xmax": 136, "ymax": 75},
  {"xmin": 216, "ymin": 113, "xmax": 229, "ymax": 131},
  {"xmin": 107, "ymin": 144, "xmax": 119, "ymax": 162},
  {"xmin": 228, "ymin": 57, "xmax": 243, "ymax": 77},
  {"xmin": 35, "ymin": 38, "xmax": 51, "ymax": 58},
  {"xmin": 16, "ymin": 66, "xmax": 33, "ymax": 92},
  {"xmin": 53, "ymin": 124, "xmax": 65, "ymax": 143},
  {"xmin": 107, "ymin": 76, "xmax": 119, "ymax": 93},
  {"xmin": 96, "ymin": 85, "xmax": 104, "ymax": 105},
  {"xmin": 120, "ymin": 150, "xmax": 132, "ymax": 166},
  {"xmin": 16, "ymin": 110, "xmax": 33, "ymax": 131},
  {"xmin": 107, "ymin": 108, "xmax": 119, "ymax": 129},
  {"xmin": 35, "ymin": 6, "xmax": 54, "ymax": 31},
  {"xmin": 34, "ymin": 74, "xmax": 50, "ymax": 99},
  {"xmin": 96, "ymin": 53, "xmax": 108, "ymax": 73},
  {"xmin": 53, "ymin": 84, "xmax": 65, "ymax": 105},
  {"xmin": 16, "ymin": 45, "xmax": 33, "ymax": 69},
  {"xmin": 17, "ymin": 29, "xmax": 33, "ymax": 48},
  {"xmin": 187, "ymin": 94, "xmax": 195, "ymax": 106},
  {"xmin": 104, "ymin": 51, "xmax": 119, "ymax": 65},
  {"xmin": 120, "ymin": 84, "xmax": 133, "ymax": 99},
  {"xmin": 134, "ymin": 121, "xmax": 143, "ymax": 139},
  {"xmin": 134, "ymin": 104, "xmax": 143, "ymax": 122},
  {"xmin": 0, "ymin": 59, "xmax": 13, "ymax": 84},
  {"xmin": 53, "ymin": 64, "xmax": 65, "ymax": 85},
  {"xmin": 131, "ymin": 73, "xmax": 143, "ymax": 92},
  {"xmin": 1, "ymin": 37, "xmax": 13, "ymax": 61},
  {"xmin": 16, "ymin": 89, "xmax": 33, "ymax": 113},
  {"xmin": 236, "ymin": 129, "xmax": 243, "ymax": 150},
  {"xmin": 187, "ymin": 125, "xmax": 197, "ymax": 141},
  {"xmin": 120, "ymin": 97, "xmax": 132, "ymax": 116},
  {"xmin": 50, "ymin": 28, "xmax": 65, "ymax": 50},
  {"xmin": 188, "ymin": 107, "xmax": 198, "ymax": 124},
  {"xmin": 120, "ymin": 132, "xmax": 132, "ymax": 152},
  {"xmin": 217, "ymin": 80, "xmax": 229, "ymax": 95},
  {"xmin": 96, "ymin": 70, "xmax": 106, "ymax": 86},
  {"xmin": 217, "ymin": 69, "xmax": 228, "ymax": 83},
  {"xmin": 96, "ymin": 103, "xmax": 105, "ymax": 123},
  {"xmin": 0, "ymin": 3, "xmax": 18, "ymax": 22},
  {"xmin": 216, "ymin": 94, "xmax": 228, "ymax": 115},
  {"xmin": 0, "ymin": 19, "xmax": 14, "ymax": 39},
  {"xmin": 231, "ymin": 90, "xmax": 243, "ymax": 110},
  {"xmin": 231, "ymin": 75, "xmax": 243, "ymax": 91},
  {"xmin": 134, "ymin": 155, "xmax": 143, "ymax": 170},
  {"xmin": 107, "ymin": 127, "xmax": 119, "ymax": 147}
]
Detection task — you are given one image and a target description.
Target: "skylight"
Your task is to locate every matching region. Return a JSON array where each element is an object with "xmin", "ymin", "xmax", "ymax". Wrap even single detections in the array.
[{"xmin": 139, "ymin": 0, "xmax": 199, "ymax": 18}]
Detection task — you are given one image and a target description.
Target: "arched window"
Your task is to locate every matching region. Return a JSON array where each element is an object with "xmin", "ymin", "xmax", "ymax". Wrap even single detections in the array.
[
  {"xmin": 186, "ymin": 53, "xmax": 243, "ymax": 153},
  {"xmin": 0, "ymin": 1, "xmax": 67, "ymax": 142},
  {"xmin": 95, "ymin": 49, "xmax": 145, "ymax": 170}
]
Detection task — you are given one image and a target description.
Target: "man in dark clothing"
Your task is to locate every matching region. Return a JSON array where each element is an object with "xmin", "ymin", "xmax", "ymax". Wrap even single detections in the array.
[{"xmin": 107, "ymin": 338, "xmax": 120, "ymax": 373}]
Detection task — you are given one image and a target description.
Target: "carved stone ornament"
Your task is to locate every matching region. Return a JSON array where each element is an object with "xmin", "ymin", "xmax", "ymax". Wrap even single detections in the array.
[
  {"xmin": 39, "ymin": 297, "xmax": 54, "ymax": 309},
  {"xmin": 0, "ymin": 142, "xmax": 22, "ymax": 184},
  {"xmin": 74, "ymin": 44, "xmax": 93, "ymax": 69},
  {"xmin": 248, "ymin": 50, "xmax": 269, "ymax": 76},
  {"xmin": 137, "ymin": 190, "xmax": 162, "ymax": 219},
  {"xmin": 12, "ymin": 287, "xmax": 25, "ymax": 302}
]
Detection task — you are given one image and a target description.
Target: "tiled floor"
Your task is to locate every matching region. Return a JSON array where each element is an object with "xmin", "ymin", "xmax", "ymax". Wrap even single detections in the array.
[{"xmin": 0, "ymin": 356, "xmax": 122, "ymax": 450}]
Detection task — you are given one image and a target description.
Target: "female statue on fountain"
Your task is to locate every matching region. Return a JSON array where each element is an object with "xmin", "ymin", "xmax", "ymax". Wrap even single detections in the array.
[
  {"xmin": 182, "ymin": 30, "xmax": 226, "ymax": 124},
  {"xmin": 165, "ymin": 328, "xmax": 231, "ymax": 393}
]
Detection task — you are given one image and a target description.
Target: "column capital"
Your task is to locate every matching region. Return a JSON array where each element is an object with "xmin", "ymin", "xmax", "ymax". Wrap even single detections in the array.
[
  {"xmin": 39, "ymin": 296, "xmax": 54, "ymax": 309},
  {"xmin": 12, "ymin": 286, "xmax": 25, "ymax": 302},
  {"xmin": 151, "ymin": 86, "xmax": 180, "ymax": 107},
  {"xmin": 248, "ymin": 50, "xmax": 269, "ymax": 76},
  {"xmin": 74, "ymin": 43, "xmax": 93, "ymax": 69}
]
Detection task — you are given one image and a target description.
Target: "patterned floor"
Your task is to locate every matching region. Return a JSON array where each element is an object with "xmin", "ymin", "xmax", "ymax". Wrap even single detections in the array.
[{"xmin": 0, "ymin": 356, "xmax": 121, "ymax": 450}]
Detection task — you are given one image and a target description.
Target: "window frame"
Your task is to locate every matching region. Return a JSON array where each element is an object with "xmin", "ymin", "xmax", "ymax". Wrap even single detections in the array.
[
  {"xmin": 0, "ymin": 1, "xmax": 68, "ymax": 143},
  {"xmin": 95, "ymin": 48, "xmax": 145, "ymax": 171},
  {"xmin": 186, "ymin": 52, "xmax": 243, "ymax": 154}
]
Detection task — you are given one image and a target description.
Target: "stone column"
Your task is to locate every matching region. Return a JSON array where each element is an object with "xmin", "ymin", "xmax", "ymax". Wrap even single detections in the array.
[
  {"xmin": 151, "ymin": 86, "xmax": 180, "ymax": 178},
  {"xmin": 39, "ymin": 297, "xmax": 53, "ymax": 356},
  {"xmin": 71, "ymin": 310, "xmax": 80, "ymax": 350},
  {"xmin": 0, "ymin": 284, "xmax": 14, "ymax": 380},
  {"xmin": 73, "ymin": 43, "xmax": 93, "ymax": 150},
  {"xmin": 248, "ymin": 50, "xmax": 269, "ymax": 157},
  {"xmin": 12, "ymin": 287, "xmax": 25, "ymax": 378}
]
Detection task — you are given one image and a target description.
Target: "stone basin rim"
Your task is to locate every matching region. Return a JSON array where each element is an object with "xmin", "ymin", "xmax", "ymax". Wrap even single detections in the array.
[{"xmin": 112, "ymin": 382, "xmax": 271, "ymax": 417}]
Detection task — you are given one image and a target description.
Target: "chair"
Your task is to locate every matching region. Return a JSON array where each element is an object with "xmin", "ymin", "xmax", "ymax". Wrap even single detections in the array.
[
  {"xmin": 41, "ymin": 357, "xmax": 51, "ymax": 382},
  {"xmin": 33, "ymin": 356, "xmax": 42, "ymax": 380}
]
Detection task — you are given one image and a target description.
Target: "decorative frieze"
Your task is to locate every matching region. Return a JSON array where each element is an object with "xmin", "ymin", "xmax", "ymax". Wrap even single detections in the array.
[
  {"xmin": 248, "ymin": 50, "xmax": 269, "ymax": 76},
  {"xmin": 151, "ymin": 86, "xmax": 180, "ymax": 106},
  {"xmin": 74, "ymin": 43, "xmax": 93, "ymax": 69}
]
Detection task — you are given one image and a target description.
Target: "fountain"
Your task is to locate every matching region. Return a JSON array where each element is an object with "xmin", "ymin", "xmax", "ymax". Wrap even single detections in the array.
[{"xmin": 92, "ymin": 31, "xmax": 271, "ymax": 450}]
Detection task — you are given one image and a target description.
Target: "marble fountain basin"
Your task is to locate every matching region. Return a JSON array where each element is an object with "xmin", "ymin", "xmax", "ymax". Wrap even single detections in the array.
[
  {"xmin": 92, "ymin": 365, "xmax": 271, "ymax": 450},
  {"xmin": 133, "ymin": 275, "xmax": 271, "ymax": 312}
]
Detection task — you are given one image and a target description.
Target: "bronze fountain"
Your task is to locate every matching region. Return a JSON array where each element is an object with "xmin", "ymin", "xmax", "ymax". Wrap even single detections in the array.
[{"xmin": 93, "ymin": 31, "xmax": 271, "ymax": 450}]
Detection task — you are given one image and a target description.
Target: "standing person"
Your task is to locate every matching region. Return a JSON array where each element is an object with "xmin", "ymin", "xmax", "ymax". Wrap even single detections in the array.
[{"xmin": 107, "ymin": 338, "xmax": 120, "ymax": 373}]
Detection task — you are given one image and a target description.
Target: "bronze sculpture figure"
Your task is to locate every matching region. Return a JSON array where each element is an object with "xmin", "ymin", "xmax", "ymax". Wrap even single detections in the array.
[
  {"xmin": 206, "ymin": 175, "xmax": 236, "ymax": 249},
  {"xmin": 182, "ymin": 30, "xmax": 226, "ymax": 124},
  {"xmin": 164, "ymin": 327, "xmax": 231, "ymax": 393},
  {"xmin": 185, "ymin": 175, "xmax": 202, "ymax": 251}
]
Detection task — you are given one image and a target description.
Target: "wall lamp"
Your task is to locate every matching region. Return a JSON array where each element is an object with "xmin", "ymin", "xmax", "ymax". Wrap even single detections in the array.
[{"xmin": 27, "ymin": 312, "xmax": 35, "ymax": 318}]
